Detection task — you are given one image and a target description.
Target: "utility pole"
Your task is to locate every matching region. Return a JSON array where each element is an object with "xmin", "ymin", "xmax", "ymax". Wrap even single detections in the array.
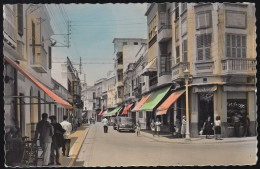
[{"xmin": 79, "ymin": 56, "xmax": 82, "ymax": 75}]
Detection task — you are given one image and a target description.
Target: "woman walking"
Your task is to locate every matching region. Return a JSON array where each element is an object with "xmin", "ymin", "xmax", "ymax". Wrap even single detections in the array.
[
  {"xmin": 214, "ymin": 115, "xmax": 222, "ymax": 140},
  {"xmin": 181, "ymin": 116, "xmax": 186, "ymax": 138},
  {"xmin": 203, "ymin": 115, "xmax": 213, "ymax": 139}
]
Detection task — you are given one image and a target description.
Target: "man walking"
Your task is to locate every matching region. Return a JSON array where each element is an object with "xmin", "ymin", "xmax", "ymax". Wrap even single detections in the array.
[
  {"xmin": 34, "ymin": 113, "xmax": 54, "ymax": 166},
  {"xmin": 60, "ymin": 115, "xmax": 72, "ymax": 157},
  {"xmin": 102, "ymin": 117, "xmax": 109, "ymax": 133},
  {"xmin": 49, "ymin": 116, "xmax": 65, "ymax": 165}
]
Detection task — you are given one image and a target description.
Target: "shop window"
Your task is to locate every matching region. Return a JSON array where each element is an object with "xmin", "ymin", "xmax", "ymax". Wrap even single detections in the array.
[
  {"xmin": 227, "ymin": 99, "xmax": 247, "ymax": 126},
  {"xmin": 226, "ymin": 34, "xmax": 246, "ymax": 58},
  {"xmin": 139, "ymin": 112, "xmax": 143, "ymax": 118}
]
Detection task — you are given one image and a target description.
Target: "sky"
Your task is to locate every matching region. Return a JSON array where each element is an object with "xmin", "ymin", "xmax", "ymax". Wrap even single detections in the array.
[{"xmin": 46, "ymin": 4, "xmax": 148, "ymax": 86}]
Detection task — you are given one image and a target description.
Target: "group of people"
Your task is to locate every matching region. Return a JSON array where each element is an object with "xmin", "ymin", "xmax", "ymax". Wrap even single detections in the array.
[
  {"xmin": 72, "ymin": 116, "xmax": 82, "ymax": 131},
  {"xmin": 150, "ymin": 118, "xmax": 161, "ymax": 137},
  {"xmin": 201, "ymin": 115, "xmax": 221, "ymax": 140},
  {"xmin": 232, "ymin": 112, "xmax": 250, "ymax": 137},
  {"xmin": 34, "ymin": 113, "xmax": 72, "ymax": 166}
]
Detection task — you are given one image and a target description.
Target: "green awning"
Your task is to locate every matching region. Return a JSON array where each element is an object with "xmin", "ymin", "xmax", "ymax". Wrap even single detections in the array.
[
  {"xmin": 108, "ymin": 106, "xmax": 122, "ymax": 116},
  {"xmin": 140, "ymin": 86, "xmax": 171, "ymax": 111}
]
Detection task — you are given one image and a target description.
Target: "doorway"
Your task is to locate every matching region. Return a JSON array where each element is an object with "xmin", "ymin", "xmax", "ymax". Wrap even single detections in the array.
[
  {"xmin": 198, "ymin": 93, "xmax": 214, "ymax": 133},
  {"xmin": 146, "ymin": 111, "xmax": 152, "ymax": 130}
]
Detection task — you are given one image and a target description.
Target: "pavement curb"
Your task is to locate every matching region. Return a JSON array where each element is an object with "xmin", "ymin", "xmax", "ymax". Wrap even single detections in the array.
[
  {"xmin": 68, "ymin": 126, "xmax": 90, "ymax": 167},
  {"xmin": 141, "ymin": 133, "xmax": 256, "ymax": 144}
]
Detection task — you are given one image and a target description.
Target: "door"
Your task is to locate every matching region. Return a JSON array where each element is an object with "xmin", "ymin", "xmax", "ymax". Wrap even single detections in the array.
[
  {"xmin": 146, "ymin": 111, "xmax": 151, "ymax": 130},
  {"xmin": 198, "ymin": 93, "xmax": 214, "ymax": 133}
]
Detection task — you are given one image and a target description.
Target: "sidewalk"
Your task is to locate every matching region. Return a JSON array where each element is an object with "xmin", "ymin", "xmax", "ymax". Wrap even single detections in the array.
[
  {"xmin": 140, "ymin": 130, "xmax": 257, "ymax": 144},
  {"xmin": 58, "ymin": 124, "xmax": 89, "ymax": 167}
]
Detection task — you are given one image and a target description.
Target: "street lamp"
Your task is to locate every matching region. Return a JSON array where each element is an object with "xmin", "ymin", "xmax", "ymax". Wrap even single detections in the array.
[{"xmin": 183, "ymin": 67, "xmax": 190, "ymax": 140}]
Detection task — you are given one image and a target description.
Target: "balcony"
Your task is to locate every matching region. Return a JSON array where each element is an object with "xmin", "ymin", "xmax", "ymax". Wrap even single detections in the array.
[
  {"xmin": 158, "ymin": 25, "xmax": 172, "ymax": 43},
  {"xmin": 30, "ymin": 44, "xmax": 47, "ymax": 73},
  {"xmin": 221, "ymin": 58, "xmax": 256, "ymax": 76},
  {"xmin": 159, "ymin": 55, "xmax": 171, "ymax": 76},
  {"xmin": 172, "ymin": 62, "xmax": 190, "ymax": 81},
  {"xmin": 3, "ymin": 5, "xmax": 16, "ymax": 48}
]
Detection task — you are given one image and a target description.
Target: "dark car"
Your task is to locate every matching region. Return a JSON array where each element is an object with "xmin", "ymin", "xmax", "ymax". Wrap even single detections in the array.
[{"xmin": 116, "ymin": 117, "xmax": 135, "ymax": 132}]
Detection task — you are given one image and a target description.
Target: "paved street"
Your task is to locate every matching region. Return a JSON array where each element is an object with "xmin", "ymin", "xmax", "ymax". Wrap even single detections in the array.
[{"xmin": 75, "ymin": 122, "xmax": 257, "ymax": 167}]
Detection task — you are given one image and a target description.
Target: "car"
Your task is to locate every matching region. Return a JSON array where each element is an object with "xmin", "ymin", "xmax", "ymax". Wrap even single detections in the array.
[{"xmin": 116, "ymin": 116, "xmax": 136, "ymax": 132}]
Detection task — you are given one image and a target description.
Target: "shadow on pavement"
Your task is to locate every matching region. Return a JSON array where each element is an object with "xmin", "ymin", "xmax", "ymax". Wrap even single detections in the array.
[{"xmin": 74, "ymin": 161, "xmax": 85, "ymax": 166}]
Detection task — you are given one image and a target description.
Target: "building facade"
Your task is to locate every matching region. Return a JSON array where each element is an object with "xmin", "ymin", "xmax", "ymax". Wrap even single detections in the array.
[{"xmin": 136, "ymin": 2, "xmax": 256, "ymax": 137}]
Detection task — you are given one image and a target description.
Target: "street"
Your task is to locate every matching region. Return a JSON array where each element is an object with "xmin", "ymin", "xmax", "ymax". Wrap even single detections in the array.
[{"xmin": 75, "ymin": 122, "xmax": 257, "ymax": 167}]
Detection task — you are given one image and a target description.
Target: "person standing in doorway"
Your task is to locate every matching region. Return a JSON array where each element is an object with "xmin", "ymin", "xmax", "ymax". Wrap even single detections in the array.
[
  {"xmin": 243, "ymin": 114, "xmax": 250, "ymax": 137},
  {"xmin": 60, "ymin": 115, "xmax": 72, "ymax": 157},
  {"xmin": 150, "ymin": 119, "xmax": 155, "ymax": 136},
  {"xmin": 49, "ymin": 116, "xmax": 65, "ymax": 165},
  {"xmin": 214, "ymin": 116, "xmax": 222, "ymax": 140},
  {"xmin": 155, "ymin": 118, "xmax": 161, "ymax": 137},
  {"xmin": 34, "ymin": 113, "xmax": 54, "ymax": 166},
  {"xmin": 232, "ymin": 113, "xmax": 241, "ymax": 137},
  {"xmin": 136, "ymin": 120, "xmax": 141, "ymax": 136},
  {"xmin": 102, "ymin": 117, "xmax": 109, "ymax": 133},
  {"xmin": 181, "ymin": 116, "xmax": 186, "ymax": 138},
  {"xmin": 203, "ymin": 115, "xmax": 213, "ymax": 139}
]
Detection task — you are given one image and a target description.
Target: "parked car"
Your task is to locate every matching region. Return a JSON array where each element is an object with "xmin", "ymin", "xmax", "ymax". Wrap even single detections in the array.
[{"xmin": 116, "ymin": 116, "xmax": 135, "ymax": 132}]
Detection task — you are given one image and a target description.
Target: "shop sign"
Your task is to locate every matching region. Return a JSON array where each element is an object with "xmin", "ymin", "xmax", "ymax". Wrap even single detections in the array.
[{"xmin": 193, "ymin": 85, "xmax": 217, "ymax": 93}]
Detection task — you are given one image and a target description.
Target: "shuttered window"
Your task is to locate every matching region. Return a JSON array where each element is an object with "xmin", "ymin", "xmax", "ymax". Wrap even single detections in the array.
[
  {"xmin": 32, "ymin": 21, "xmax": 35, "ymax": 61},
  {"xmin": 48, "ymin": 46, "xmax": 52, "ymax": 69},
  {"xmin": 176, "ymin": 46, "xmax": 180, "ymax": 63},
  {"xmin": 196, "ymin": 34, "xmax": 211, "ymax": 61},
  {"xmin": 226, "ymin": 34, "xmax": 246, "ymax": 58},
  {"xmin": 17, "ymin": 4, "xmax": 23, "ymax": 36},
  {"xmin": 182, "ymin": 40, "xmax": 187, "ymax": 62}
]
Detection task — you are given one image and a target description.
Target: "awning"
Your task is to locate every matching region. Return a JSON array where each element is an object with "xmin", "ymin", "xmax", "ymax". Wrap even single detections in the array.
[
  {"xmin": 102, "ymin": 110, "xmax": 108, "ymax": 117},
  {"xmin": 139, "ymin": 86, "xmax": 171, "ymax": 111},
  {"xmin": 98, "ymin": 109, "xmax": 104, "ymax": 116},
  {"xmin": 108, "ymin": 106, "xmax": 122, "ymax": 116},
  {"xmin": 131, "ymin": 94, "xmax": 151, "ymax": 112},
  {"xmin": 156, "ymin": 89, "xmax": 185, "ymax": 115},
  {"xmin": 121, "ymin": 104, "xmax": 133, "ymax": 115},
  {"xmin": 142, "ymin": 57, "xmax": 157, "ymax": 76},
  {"xmin": 4, "ymin": 55, "xmax": 73, "ymax": 110}
]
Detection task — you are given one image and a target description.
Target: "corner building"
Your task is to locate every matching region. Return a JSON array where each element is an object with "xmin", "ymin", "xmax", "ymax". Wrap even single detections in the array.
[{"xmin": 144, "ymin": 3, "xmax": 256, "ymax": 138}]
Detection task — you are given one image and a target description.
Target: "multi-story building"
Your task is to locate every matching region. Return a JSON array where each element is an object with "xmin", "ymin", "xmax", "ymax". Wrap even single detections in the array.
[
  {"xmin": 135, "ymin": 2, "xmax": 256, "ymax": 137},
  {"xmin": 81, "ymin": 83, "xmax": 96, "ymax": 122},
  {"xmin": 52, "ymin": 57, "xmax": 83, "ymax": 123},
  {"xmin": 112, "ymin": 38, "xmax": 147, "ymax": 105},
  {"xmin": 3, "ymin": 4, "xmax": 74, "ymax": 139}
]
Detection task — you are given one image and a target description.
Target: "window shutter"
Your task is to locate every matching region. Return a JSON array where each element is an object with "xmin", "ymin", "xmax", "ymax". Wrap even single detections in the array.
[
  {"xmin": 198, "ymin": 49, "xmax": 203, "ymax": 60},
  {"xmin": 231, "ymin": 35, "xmax": 236, "ymax": 58},
  {"xmin": 236, "ymin": 35, "xmax": 241, "ymax": 58},
  {"xmin": 48, "ymin": 46, "xmax": 52, "ymax": 69},
  {"xmin": 205, "ymin": 48, "xmax": 211, "ymax": 60},
  {"xmin": 17, "ymin": 4, "xmax": 23, "ymax": 36},
  {"xmin": 176, "ymin": 46, "xmax": 180, "ymax": 63},
  {"xmin": 242, "ymin": 35, "xmax": 246, "ymax": 58},
  {"xmin": 197, "ymin": 35, "xmax": 203, "ymax": 48},
  {"xmin": 182, "ymin": 40, "xmax": 187, "ymax": 62}
]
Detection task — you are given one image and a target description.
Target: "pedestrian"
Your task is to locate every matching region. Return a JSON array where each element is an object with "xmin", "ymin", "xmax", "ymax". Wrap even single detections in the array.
[
  {"xmin": 181, "ymin": 116, "xmax": 186, "ymax": 138},
  {"xmin": 75, "ymin": 117, "xmax": 78, "ymax": 130},
  {"xmin": 150, "ymin": 119, "xmax": 156, "ymax": 136},
  {"xmin": 5, "ymin": 126, "xmax": 24, "ymax": 166},
  {"xmin": 243, "ymin": 114, "xmax": 250, "ymax": 137},
  {"xmin": 214, "ymin": 115, "xmax": 222, "ymax": 140},
  {"xmin": 60, "ymin": 115, "xmax": 72, "ymax": 157},
  {"xmin": 49, "ymin": 116, "xmax": 66, "ymax": 165},
  {"xmin": 175, "ymin": 117, "xmax": 181, "ymax": 138},
  {"xmin": 34, "ymin": 113, "xmax": 54, "ymax": 166},
  {"xmin": 78, "ymin": 118, "xmax": 81, "ymax": 127},
  {"xmin": 203, "ymin": 115, "xmax": 213, "ymax": 139},
  {"xmin": 155, "ymin": 118, "xmax": 161, "ymax": 137},
  {"xmin": 102, "ymin": 117, "xmax": 109, "ymax": 133},
  {"xmin": 232, "ymin": 113, "xmax": 241, "ymax": 137},
  {"xmin": 136, "ymin": 120, "xmax": 141, "ymax": 136}
]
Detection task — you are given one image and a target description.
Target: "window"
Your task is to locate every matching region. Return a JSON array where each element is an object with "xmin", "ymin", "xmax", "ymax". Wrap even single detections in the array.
[
  {"xmin": 175, "ymin": 25, "xmax": 179, "ymax": 42},
  {"xmin": 149, "ymin": 72, "xmax": 158, "ymax": 87},
  {"xmin": 196, "ymin": 34, "xmax": 211, "ymax": 61},
  {"xmin": 68, "ymin": 80, "xmax": 71, "ymax": 93},
  {"xmin": 160, "ymin": 53, "xmax": 171, "ymax": 75},
  {"xmin": 175, "ymin": 4, "xmax": 179, "ymax": 20},
  {"xmin": 167, "ymin": 9, "xmax": 171, "ymax": 25},
  {"xmin": 226, "ymin": 34, "xmax": 246, "ymax": 58},
  {"xmin": 32, "ymin": 21, "xmax": 35, "ymax": 61},
  {"xmin": 139, "ymin": 111, "xmax": 143, "ymax": 118},
  {"xmin": 176, "ymin": 46, "xmax": 180, "ymax": 63},
  {"xmin": 48, "ymin": 46, "xmax": 52, "ymax": 69},
  {"xmin": 148, "ymin": 15, "xmax": 158, "ymax": 41},
  {"xmin": 181, "ymin": 3, "xmax": 187, "ymax": 13},
  {"xmin": 182, "ymin": 40, "xmax": 187, "ymax": 62},
  {"xmin": 134, "ymin": 42, "xmax": 138, "ymax": 45},
  {"xmin": 227, "ymin": 99, "xmax": 247, "ymax": 126},
  {"xmin": 181, "ymin": 18, "xmax": 187, "ymax": 36},
  {"xmin": 93, "ymin": 92, "xmax": 96, "ymax": 99},
  {"xmin": 226, "ymin": 11, "xmax": 246, "ymax": 29},
  {"xmin": 17, "ymin": 4, "xmax": 23, "ymax": 36},
  {"xmin": 196, "ymin": 11, "xmax": 211, "ymax": 29}
]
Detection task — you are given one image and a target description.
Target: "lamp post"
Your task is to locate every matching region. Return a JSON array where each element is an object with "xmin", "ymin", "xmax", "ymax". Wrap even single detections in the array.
[{"xmin": 183, "ymin": 67, "xmax": 191, "ymax": 140}]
